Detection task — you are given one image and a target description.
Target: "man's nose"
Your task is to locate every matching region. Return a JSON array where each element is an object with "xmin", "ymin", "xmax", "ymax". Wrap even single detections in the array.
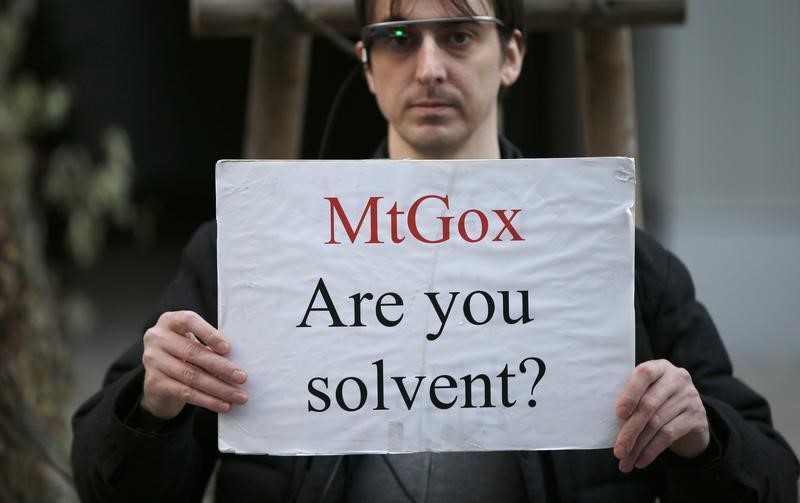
[{"xmin": 414, "ymin": 34, "xmax": 446, "ymax": 84}]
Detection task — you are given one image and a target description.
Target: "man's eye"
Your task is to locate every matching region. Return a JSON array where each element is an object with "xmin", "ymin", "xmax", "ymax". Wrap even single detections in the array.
[
  {"xmin": 382, "ymin": 27, "xmax": 417, "ymax": 47},
  {"xmin": 450, "ymin": 31, "xmax": 473, "ymax": 45},
  {"xmin": 388, "ymin": 33, "xmax": 411, "ymax": 46}
]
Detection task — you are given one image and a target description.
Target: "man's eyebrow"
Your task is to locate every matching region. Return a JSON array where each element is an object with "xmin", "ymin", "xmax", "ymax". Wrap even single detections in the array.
[{"xmin": 378, "ymin": 15, "xmax": 409, "ymax": 23}]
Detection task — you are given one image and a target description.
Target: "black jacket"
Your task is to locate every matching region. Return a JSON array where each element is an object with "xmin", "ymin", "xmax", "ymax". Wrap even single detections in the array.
[{"xmin": 72, "ymin": 143, "xmax": 798, "ymax": 502}]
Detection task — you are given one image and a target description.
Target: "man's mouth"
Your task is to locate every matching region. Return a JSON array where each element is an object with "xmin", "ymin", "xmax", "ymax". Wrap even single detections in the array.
[
  {"xmin": 412, "ymin": 101, "xmax": 452, "ymax": 108},
  {"xmin": 408, "ymin": 100, "xmax": 458, "ymax": 115}
]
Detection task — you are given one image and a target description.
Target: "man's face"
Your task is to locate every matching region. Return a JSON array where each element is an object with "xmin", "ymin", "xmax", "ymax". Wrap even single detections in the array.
[{"xmin": 358, "ymin": 0, "xmax": 523, "ymax": 159}]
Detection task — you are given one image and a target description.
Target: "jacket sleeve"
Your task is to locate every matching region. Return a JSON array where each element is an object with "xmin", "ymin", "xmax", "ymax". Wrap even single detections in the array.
[
  {"xmin": 635, "ymin": 231, "xmax": 799, "ymax": 502},
  {"xmin": 71, "ymin": 222, "xmax": 220, "ymax": 503}
]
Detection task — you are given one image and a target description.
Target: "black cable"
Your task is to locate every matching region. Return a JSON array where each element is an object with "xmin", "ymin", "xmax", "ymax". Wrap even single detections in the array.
[
  {"xmin": 317, "ymin": 63, "xmax": 363, "ymax": 159},
  {"xmin": 423, "ymin": 452, "xmax": 433, "ymax": 502},
  {"xmin": 317, "ymin": 456, "xmax": 343, "ymax": 503},
  {"xmin": 290, "ymin": 458, "xmax": 312, "ymax": 502},
  {"xmin": 275, "ymin": 0, "xmax": 365, "ymax": 160},
  {"xmin": 381, "ymin": 454, "xmax": 418, "ymax": 503},
  {"xmin": 282, "ymin": 0, "xmax": 359, "ymax": 60}
]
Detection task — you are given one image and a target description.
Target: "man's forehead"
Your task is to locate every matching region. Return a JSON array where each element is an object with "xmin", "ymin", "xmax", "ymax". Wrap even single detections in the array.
[{"xmin": 369, "ymin": 0, "xmax": 493, "ymax": 22}]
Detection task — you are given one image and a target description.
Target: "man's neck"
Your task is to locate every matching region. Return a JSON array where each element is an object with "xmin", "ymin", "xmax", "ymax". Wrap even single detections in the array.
[{"xmin": 387, "ymin": 127, "xmax": 502, "ymax": 160}]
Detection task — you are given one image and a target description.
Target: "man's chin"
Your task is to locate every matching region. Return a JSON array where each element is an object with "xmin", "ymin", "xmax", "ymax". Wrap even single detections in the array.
[{"xmin": 400, "ymin": 126, "xmax": 465, "ymax": 155}]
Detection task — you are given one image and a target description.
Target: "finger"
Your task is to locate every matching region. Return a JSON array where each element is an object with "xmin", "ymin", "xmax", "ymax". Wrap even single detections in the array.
[
  {"xmin": 158, "ymin": 358, "xmax": 248, "ymax": 406},
  {"xmin": 614, "ymin": 365, "xmax": 685, "ymax": 459},
  {"xmin": 153, "ymin": 373, "xmax": 233, "ymax": 414},
  {"xmin": 616, "ymin": 360, "xmax": 670, "ymax": 420},
  {"xmin": 618, "ymin": 393, "xmax": 686, "ymax": 472},
  {"xmin": 159, "ymin": 332, "xmax": 247, "ymax": 385},
  {"xmin": 160, "ymin": 311, "xmax": 230, "ymax": 354},
  {"xmin": 634, "ymin": 414, "xmax": 693, "ymax": 469}
]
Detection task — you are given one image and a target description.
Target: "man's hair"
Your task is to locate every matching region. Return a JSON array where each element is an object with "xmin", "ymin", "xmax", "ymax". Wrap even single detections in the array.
[{"xmin": 354, "ymin": 0, "xmax": 526, "ymax": 47}]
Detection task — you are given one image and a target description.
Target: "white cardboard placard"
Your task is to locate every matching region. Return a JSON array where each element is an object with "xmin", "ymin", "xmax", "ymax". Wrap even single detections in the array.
[{"xmin": 216, "ymin": 158, "xmax": 635, "ymax": 455}]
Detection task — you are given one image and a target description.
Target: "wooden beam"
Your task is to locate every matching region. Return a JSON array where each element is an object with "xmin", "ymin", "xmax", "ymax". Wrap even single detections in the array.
[
  {"xmin": 244, "ymin": 16, "xmax": 311, "ymax": 158},
  {"xmin": 523, "ymin": 0, "xmax": 685, "ymax": 29},
  {"xmin": 191, "ymin": 0, "xmax": 685, "ymax": 37},
  {"xmin": 576, "ymin": 28, "xmax": 644, "ymax": 227},
  {"xmin": 192, "ymin": 0, "xmax": 356, "ymax": 37}
]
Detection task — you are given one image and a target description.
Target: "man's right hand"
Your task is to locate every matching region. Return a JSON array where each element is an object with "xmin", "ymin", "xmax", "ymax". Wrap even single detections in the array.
[{"xmin": 140, "ymin": 311, "xmax": 248, "ymax": 419}]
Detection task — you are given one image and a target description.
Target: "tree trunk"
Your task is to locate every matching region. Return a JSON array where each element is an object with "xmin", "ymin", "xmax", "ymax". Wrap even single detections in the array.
[{"xmin": 0, "ymin": 155, "xmax": 73, "ymax": 501}]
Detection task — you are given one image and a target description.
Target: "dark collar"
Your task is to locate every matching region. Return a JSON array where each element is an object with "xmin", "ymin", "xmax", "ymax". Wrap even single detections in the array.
[{"xmin": 372, "ymin": 136, "xmax": 523, "ymax": 160}]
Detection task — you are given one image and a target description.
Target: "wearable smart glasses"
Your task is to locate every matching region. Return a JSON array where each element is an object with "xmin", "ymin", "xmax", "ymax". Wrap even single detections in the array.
[{"xmin": 360, "ymin": 16, "xmax": 505, "ymax": 64}]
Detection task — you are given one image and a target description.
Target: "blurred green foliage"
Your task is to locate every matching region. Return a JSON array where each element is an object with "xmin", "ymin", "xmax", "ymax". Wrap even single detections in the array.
[{"xmin": 45, "ymin": 126, "xmax": 137, "ymax": 267}]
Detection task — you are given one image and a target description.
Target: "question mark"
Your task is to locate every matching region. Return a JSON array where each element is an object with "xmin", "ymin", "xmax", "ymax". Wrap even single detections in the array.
[{"xmin": 519, "ymin": 357, "xmax": 546, "ymax": 407}]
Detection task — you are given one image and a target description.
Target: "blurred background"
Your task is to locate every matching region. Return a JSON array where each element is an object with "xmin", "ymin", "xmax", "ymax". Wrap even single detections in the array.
[{"xmin": 0, "ymin": 0, "xmax": 797, "ymax": 500}]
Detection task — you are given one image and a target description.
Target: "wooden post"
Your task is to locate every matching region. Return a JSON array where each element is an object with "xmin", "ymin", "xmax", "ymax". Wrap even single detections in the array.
[
  {"xmin": 577, "ymin": 28, "xmax": 644, "ymax": 228},
  {"xmin": 244, "ymin": 17, "xmax": 311, "ymax": 158}
]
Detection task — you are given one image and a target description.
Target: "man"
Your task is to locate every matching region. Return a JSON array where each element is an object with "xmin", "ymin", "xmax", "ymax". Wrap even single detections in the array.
[{"xmin": 72, "ymin": 0, "xmax": 798, "ymax": 501}]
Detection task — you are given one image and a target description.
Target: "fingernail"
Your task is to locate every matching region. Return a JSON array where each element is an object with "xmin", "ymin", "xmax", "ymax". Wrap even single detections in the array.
[
  {"xmin": 234, "ymin": 392, "xmax": 248, "ymax": 404},
  {"xmin": 233, "ymin": 370, "xmax": 246, "ymax": 383}
]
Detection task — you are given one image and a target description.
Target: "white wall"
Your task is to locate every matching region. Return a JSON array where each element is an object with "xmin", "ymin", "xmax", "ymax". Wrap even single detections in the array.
[{"xmin": 634, "ymin": 0, "xmax": 800, "ymax": 456}]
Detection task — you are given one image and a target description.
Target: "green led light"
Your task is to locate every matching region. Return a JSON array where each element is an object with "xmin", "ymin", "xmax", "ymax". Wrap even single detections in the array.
[{"xmin": 393, "ymin": 28, "xmax": 405, "ymax": 36}]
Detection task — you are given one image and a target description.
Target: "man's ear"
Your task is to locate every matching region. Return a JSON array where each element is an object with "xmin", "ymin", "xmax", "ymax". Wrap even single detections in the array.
[
  {"xmin": 500, "ymin": 30, "xmax": 525, "ymax": 87},
  {"xmin": 355, "ymin": 41, "xmax": 376, "ymax": 94}
]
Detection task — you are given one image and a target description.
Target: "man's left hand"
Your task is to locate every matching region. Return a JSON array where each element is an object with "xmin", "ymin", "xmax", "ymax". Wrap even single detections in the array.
[{"xmin": 613, "ymin": 359, "xmax": 710, "ymax": 473}]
